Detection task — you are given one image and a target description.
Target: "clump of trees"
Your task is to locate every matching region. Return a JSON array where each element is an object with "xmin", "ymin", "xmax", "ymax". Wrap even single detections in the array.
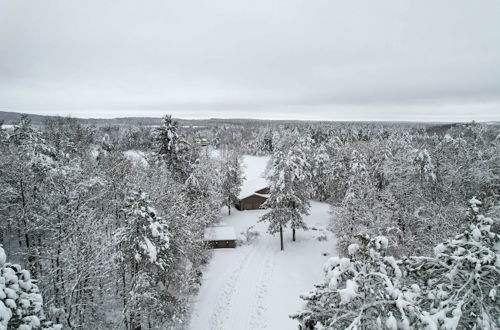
[
  {"xmin": 292, "ymin": 198, "xmax": 499, "ymax": 329},
  {"xmin": 1, "ymin": 115, "xmax": 498, "ymax": 329},
  {"xmin": 0, "ymin": 115, "xmax": 242, "ymax": 329},
  {"xmin": 301, "ymin": 122, "xmax": 499, "ymax": 257}
]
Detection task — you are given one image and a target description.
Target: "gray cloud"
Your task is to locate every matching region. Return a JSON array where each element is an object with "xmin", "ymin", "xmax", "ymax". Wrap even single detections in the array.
[{"xmin": 0, "ymin": 0, "xmax": 499, "ymax": 121}]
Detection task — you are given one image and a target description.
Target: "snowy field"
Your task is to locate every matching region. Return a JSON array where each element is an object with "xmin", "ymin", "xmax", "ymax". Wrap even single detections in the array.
[{"xmin": 189, "ymin": 156, "xmax": 337, "ymax": 330}]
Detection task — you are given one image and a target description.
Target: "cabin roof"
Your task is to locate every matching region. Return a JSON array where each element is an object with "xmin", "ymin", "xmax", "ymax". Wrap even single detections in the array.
[
  {"xmin": 238, "ymin": 177, "xmax": 268, "ymax": 200},
  {"xmin": 204, "ymin": 226, "xmax": 236, "ymax": 241}
]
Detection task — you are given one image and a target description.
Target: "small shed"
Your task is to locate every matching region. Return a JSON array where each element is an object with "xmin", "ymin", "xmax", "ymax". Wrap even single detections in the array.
[{"xmin": 204, "ymin": 226, "xmax": 237, "ymax": 248}]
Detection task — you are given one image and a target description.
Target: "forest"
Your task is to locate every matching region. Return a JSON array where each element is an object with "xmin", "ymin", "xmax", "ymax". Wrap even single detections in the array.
[{"xmin": 0, "ymin": 115, "xmax": 498, "ymax": 329}]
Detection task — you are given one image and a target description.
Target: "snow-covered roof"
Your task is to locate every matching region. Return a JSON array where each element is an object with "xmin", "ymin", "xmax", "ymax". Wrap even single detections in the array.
[
  {"xmin": 204, "ymin": 226, "xmax": 236, "ymax": 241},
  {"xmin": 238, "ymin": 155, "xmax": 270, "ymax": 199},
  {"xmin": 238, "ymin": 177, "xmax": 268, "ymax": 200}
]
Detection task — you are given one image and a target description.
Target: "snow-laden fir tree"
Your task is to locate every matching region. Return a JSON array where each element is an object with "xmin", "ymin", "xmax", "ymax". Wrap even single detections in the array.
[
  {"xmin": 260, "ymin": 130, "xmax": 313, "ymax": 250},
  {"xmin": 154, "ymin": 115, "xmax": 192, "ymax": 182},
  {"xmin": 334, "ymin": 149, "xmax": 378, "ymax": 253},
  {"xmin": 143, "ymin": 160, "xmax": 212, "ymax": 298},
  {"xmin": 2, "ymin": 116, "xmax": 56, "ymax": 278},
  {"xmin": 310, "ymin": 144, "xmax": 333, "ymax": 202},
  {"xmin": 220, "ymin": 150, "xmax": 245, "ymax": 215},
  {"xmin": 291, "ymin": 235, "xmax": 419, "ymax": 329},
  {"xmin": 114, "ymin": 190, "xmax": 174, "ymax": 330},
  {"xmin": 404, "ymin": 197, "xmax": 499, "ymax": 329},
  {"xmin": 0, "ymin": 245, "xmax": 61, "ymax": 330},
  {"xmin": 292, "ymin": 197, "xmax": 499, "ymax": 329}
]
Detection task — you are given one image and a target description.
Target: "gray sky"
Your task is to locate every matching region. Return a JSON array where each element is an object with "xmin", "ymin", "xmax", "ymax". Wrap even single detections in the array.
[{"xmin": 1, "ymin": 0, "xmax": 499, "ymax": 121}]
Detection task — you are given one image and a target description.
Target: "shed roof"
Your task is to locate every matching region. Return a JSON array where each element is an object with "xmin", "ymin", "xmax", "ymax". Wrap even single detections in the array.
[{"xmin": 204, "ymin": 226, "xmax": 236, "ymax": 241}]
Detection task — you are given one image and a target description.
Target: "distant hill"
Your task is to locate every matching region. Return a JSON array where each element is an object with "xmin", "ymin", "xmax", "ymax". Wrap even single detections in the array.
[
  {"xmin": 1, "ymin": 110, "xmax": 497, "ymax": 129},
  {"xmin": 0, "ymin": 111, "xmax": 165, "ymax": 126},
  {"xmin": 0, "ymin": 110, "xmax": 295, "ymax": 127},
  {"xmin": 0, "ymin": 111, "xmax": 347, "ymax": 127}
]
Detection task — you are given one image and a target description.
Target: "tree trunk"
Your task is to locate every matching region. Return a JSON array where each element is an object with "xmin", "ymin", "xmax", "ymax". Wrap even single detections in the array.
[
  {"xmin": 228, "ymin": 196, "xmax": 231, "ymax": 215},
  {"xmin": 293, "ymin": 228, "xmax": 296, "ymax": 241},
  {"xmin": 280, "ymin": 225, "xmax": 284, "ymax": 251}
]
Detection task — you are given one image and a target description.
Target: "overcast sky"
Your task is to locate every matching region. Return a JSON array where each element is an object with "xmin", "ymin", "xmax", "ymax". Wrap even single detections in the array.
[{"xmin": 0, "ymin": 0, "xmax": 499, "ymax": 121}]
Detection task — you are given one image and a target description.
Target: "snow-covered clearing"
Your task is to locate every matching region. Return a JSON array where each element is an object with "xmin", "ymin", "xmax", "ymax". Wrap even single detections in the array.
[{"xmin": 189, "ymin": 156, "xmax": 337, "ymax": 330}]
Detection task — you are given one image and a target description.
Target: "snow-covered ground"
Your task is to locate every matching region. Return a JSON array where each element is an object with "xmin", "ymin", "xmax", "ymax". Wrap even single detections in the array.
[{"xmin": 189, "ymin": 156, "xmax": 337, "ymax": 330}]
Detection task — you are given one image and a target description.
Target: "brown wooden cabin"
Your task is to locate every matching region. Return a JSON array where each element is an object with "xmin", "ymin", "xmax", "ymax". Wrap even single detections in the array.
[
  {"xmin": 235, "ymin": 187, "xmax": 270, "ymax": 211},
  {"xmin": 204, "ymin": 226, "xmax": 236, "ymax": 249}
]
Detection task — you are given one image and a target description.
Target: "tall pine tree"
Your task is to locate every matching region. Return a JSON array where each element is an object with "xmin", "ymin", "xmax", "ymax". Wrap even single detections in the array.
[{"xmin": 260, "ymin": 130, "xmax": 312, "ymax": 250}]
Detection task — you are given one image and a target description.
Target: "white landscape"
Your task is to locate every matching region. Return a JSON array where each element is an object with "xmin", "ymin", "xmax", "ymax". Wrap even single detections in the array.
[
  {"xmin": 190, "ymin": 156, "xmax": 337, "ymax": 330},
  {"xmin": 1, "ymin": 0, "xmax": 499, "ymax": 328},
  {"xmin": 1, "ymin": 114, "xmax": 499, "ymax": 330}
]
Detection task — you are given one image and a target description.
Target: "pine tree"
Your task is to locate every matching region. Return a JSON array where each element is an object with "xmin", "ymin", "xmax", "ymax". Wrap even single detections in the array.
[
  {"xmin": 310, "ymin": 144, "xmax": 333, "ymax": 201},
  {"xmin": 405, "ymin": 197, "xmax": 499, "ymax": 329},
  {"xmin": 154, "ymin": 115, "xmax": 192, "ymax": 182},
  {"xmin": 334, "ymin": 149, "xmax": 378, "ymax": 253},
  {"xmin": 291, "ymin": 235, "xmax": 416, "ymax": 329},
  {"xmin": 115, "ymin": 190, "xmax": 172, "ymax": 329},
  {"xmin": 0, "ymin": 245, "xmax": 61, "ymax": 330},
  {"xmin": 220, "ymin": 150, "xmax": 245, "ymax": 215},
  {"xmin": 293, "ymin": 197, "xmax": 499, "ymax": 329},
  {"xmin": 260, "ymin": 131, "xmax": 312, "ymax": 250}
]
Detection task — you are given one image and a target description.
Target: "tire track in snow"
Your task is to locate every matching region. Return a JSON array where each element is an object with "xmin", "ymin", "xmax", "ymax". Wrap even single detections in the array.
[
  {"xmin": 229, "ymin": 237, "xmax": 275, "ymax": 330},
  {"xmin": 248, "ymin": 240, "xmax": 275, "ymax": 330},
  {"xmin": 209, "ymin": 236, "xmax": 275, "ymax": 330},
  {"xmin": 208, "ymin": 244, "xmax": 256, "ymax": 330}
]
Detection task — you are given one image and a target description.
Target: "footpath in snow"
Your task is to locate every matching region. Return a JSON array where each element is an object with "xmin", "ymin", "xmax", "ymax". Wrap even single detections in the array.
[{"xmin": 189, "ymin": 155, "xmax": 338, "ymax": 330}]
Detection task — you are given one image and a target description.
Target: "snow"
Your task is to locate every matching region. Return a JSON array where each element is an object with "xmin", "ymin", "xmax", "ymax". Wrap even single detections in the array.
[
  {"xmin": 238, "ymin": 155, "xmax": 269, "ymax": 199},
  {"xmin": 0, "ymin": 246, "xmax": 5, "ymax": 266},
  {"xmin": 348, "ymin": 243, "xmax": 359, "ymax": 255},
  {"xmin": 189, "ymin": 155, "xmax": 337, "ymax": 330},
  {"xmin": 385, "ymin": 313, "xmax": 398, "ymax": 330},
  {"xmin": 339, "ymin": 279, "xmax": 358, "ymax": 304},
  {"xmin": 141, "ymin": 237, "xmax": 157, "ymax": 263},
  {"xmin": 0, "ymin": 300, "xmax": 12, "ymax": 327},
  {"xmin": 204, "ymin": 226, "xmax": 237, "ymax": 241},
  {"xmin": 124, "ymin": 150, "xmax": 148, "ymax": 166},
  {"xmin": 471, "ymin": 227, "xmax": 481, "ymax": 241},
  {"xmin": 434, "ymin": 243, "xmax": 446, "ymax": 255}
]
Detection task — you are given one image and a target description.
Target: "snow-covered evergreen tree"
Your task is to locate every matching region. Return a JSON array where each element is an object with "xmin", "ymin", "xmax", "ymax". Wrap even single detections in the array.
[
  {"xmin": 293, "ymin": 197, "xmax": 499, "ymax": 329},
  {"xmin": 405, "ymin": 197, "xmax": 499, "ymax": 329},
  {"xmin": 291, "ymin": 235, "xmax": 418, "ymax": 329},
  {"xmin": 154, "ymin": 115, "xmax": 192, "ymax": 182},
  {"xmin": 0, "ymin": 245, "xmax": 61, "ymax": 330},
  {"xmin": 115, "ymin": 190, "xmax": 173, "ymax": 329},
  {"xmin": 310, "ymin": 144, "xmax": 333, "ymax": 201},
  {"xmin": 334, "ymin": 149, "xmax": 378, "ymax": 253},
  {"xmin": 220, "ymin": 150, "xmax": 245, "ymax": 215},
  {"xmin": 260, "ymin": 130, "xmax": 312, "ymax": 250}
]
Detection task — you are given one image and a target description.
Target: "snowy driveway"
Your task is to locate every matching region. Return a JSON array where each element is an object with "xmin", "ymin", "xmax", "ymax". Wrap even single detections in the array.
[{"xmin": 189, "ymin": 201, "xmax": 337, "ymax": 330}]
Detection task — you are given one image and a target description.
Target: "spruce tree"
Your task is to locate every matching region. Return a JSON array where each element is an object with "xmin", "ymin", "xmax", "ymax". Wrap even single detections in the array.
[{"xmin": 154, "ymin": 115, "xmax": 192, "ymax": 182}]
